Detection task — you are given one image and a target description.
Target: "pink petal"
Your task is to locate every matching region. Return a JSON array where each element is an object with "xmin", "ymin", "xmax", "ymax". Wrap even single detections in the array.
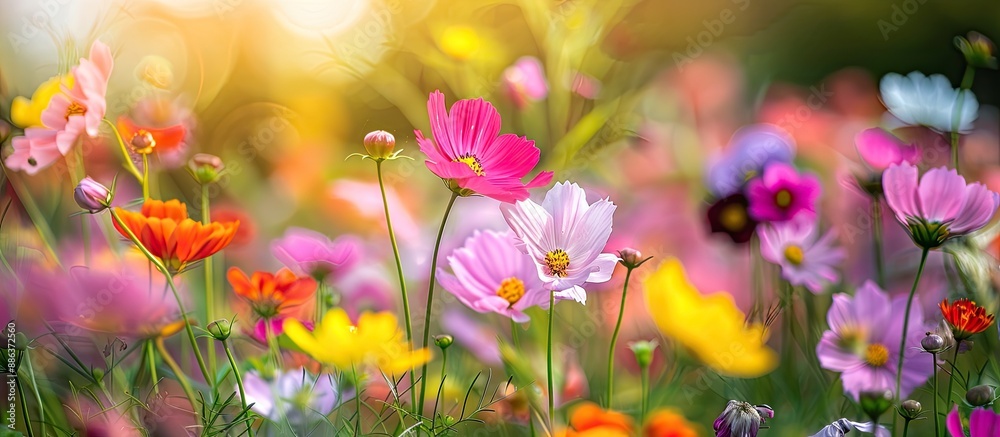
[
  {"xmin": 855, "ymin": 128, "xmax": 918, "ymax": 171},
  {"xmin": 917, "ymin": 167, "xmax": 966, "ymax": 222},
  {"xmin": 882, "ymin": 163, "xmax": 920, "ymax": 222},
  {"xmin": 970, "ymin": 408, "xmax": 1000, "ymax": 437},
  {"xmin": 946, "ymin": 407, "xmax": 964, "ymax": 437},
  {"xmin": 951, "ymin": 183, "xmax": 1000, "ymax": 234},
  {"xmin": 479, "ymin": 134, "xmax": 539, "ymax": 178}
]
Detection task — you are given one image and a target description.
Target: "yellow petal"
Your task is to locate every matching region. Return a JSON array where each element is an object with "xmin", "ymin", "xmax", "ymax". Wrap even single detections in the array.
[
  {"xmin": 11, "ymin": 76, "xmax": 66, "ymax": 128},
  {"xmin": 283, "ymin": 318, "xmax": 326, "ymax": 360}
]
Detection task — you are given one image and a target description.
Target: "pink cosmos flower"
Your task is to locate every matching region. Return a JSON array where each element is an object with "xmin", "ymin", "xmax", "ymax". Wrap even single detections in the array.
[
  {"xmin": 759, "ymin": 217, "xmax": 845, "ymax": 294},
  {"xmin": 948, "ymin": 407, "xmax": 1000, "ymax": 437},
  {"xmin": 62, "ymin": 40, "xmax": 113, "ymax": 137},
  {"xmin": 747, "ymin": 163, "xmax": 820, "ymax": 223},
  {"xmin": 501, "ymin": 57, "xmax": 548, "ymax": 110},
  {"xmin": 251, "ymin": 317, "xmax": 313, "ymax": 345},
  {"xmin": 816, "ymin": 281, "xmax": 933, "ymax": 400},
  {"xmin": 500, "ymin": 181, "xmax": 618, "ymax": 304},
  {"xmin": 883, "ymin": 162, "xmax": 1000, "ymax": 249},
  {"xmin": 855, "ymin": 128, "xmax": 919, "ymax": 171},
  {"xmin": 5, "ymin": 128, "xmax": 61, "ymax": 174},
  {"xmin": 271, "ymin": 227, "xmax": 361, "ymax": 280},
  {"xmin": 437, "ymin": 230, "xmax": 549, "ymax": 322},
  {"xmin": 415, "ymin": 90, "xmax": 553, "ymax": 203}
]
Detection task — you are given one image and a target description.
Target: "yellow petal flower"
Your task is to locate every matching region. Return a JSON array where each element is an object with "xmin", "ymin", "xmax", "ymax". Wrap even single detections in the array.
[
  {"xmin": 11, "ymin": 75, "xmax": 71, "ymax": 128},
  {"xmin": 644, "ymin": 258, "xmax": 778, "ymax": 378},
  {"xmin": 284, "ymin": 308, "xmax": 431, "ymax": 374}
]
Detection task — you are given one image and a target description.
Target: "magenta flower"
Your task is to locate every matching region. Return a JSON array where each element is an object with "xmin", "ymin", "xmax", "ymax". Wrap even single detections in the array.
[
  {"xmin": 758, "ymin": 217, "xmax": 845, "ymax": 294},
  {"xmin": 271, "ymin": 227, "xmax": 361, "ymax": 280},
  {"xmin": 948, "ymin": 407, "xmax": 1000, "ymax": 437},
  {"xmin": 747, "ymin": 163, "xmax": 820, "ymax": 223},
  {"xmin": 500, "ymin": 181, "xmax": 618, "ymax": 304},
  {"xmin": 437, "ymin": 230, "xmax": 549, "ymax": 322},
  {"xmin": 250, "ymin": 317, "xmax": 313, "ymax": 345},
  {"xmin": 855, "ymin": 128, "xmax": 919, "ymax": 171},
  {"xmin": 816, "ymin": 281, "xmax": 933, "ymax": 400},
  {"xmin": 415, "ymin": 90, "xmax": 553, "ymax": 203},
  {"xmin": 501, "ymin": 57, "xmax": 548, "ymax": 110},
  {"xmin": 883, "ymin": 162, "xmax": 1000, "ymax": 249}
]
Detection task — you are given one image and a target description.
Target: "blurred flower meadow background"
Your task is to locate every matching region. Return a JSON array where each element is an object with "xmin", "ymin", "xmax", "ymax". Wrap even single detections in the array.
[{"xmin": 1, "ymin": 0, "xmax": 1000, "ymax": 436}]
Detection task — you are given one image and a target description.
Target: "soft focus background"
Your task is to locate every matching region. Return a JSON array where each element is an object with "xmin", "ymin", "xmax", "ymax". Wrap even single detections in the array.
[{"xmin": 2, "ymin": 0, "xmax": 1000, "ymax": 435}]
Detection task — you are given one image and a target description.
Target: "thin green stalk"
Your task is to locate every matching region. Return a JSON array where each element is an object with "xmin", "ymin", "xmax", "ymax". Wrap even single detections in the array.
[
  {"xmin": 416, "ymin": 192, "xmax": 459, "ymax": 415},
  {"xmin": 315, "ymin": 281, "xmax": 324, "ymax": 324},
  {"xmin": 109, "ymin": 208, "xmax": 210, "ymax": 382},
  {"xmin": 902, "ymin": 419, "xmax": 910, "ymax": 437},
  {"xmin": 547, "ymin": 289, "xmax": 556, "ymax": 431},
  {"xmin": 750, "ymin": 234, "xmax": 763, "ymax": 321},
  {"xmin": 895, "ymin": 248, "xmax": 929, "ymax": 401},
  {"xmin": 606, "ymin": 267, "xmax": 633, "ymax": 408},
  {"xmin": 950, "ymin": 65, "xmax": 975, "ymax": 173},
  {"xmin": 154, "ymin": 337, "xmax": 199, "ymax": 419},
  {"xmin": 264, "ymin": 318, "xmax": 282, "ymax": 371},
  {"xmin": 376, "ymin": 161, "xmax": 416, "ymax": 409},
  {"xmin": 141, "ymin": 154, "xmax": 150, "ymax": 199},
  {"xmin": 201, "ymin": 184, "xmax": 217, "ymax": 373},
  {"xmin": 15, "ymin": 375, "xmax": 34, "ymax": 437},
  {"xmin": 223, "ymin": 339, "xmax": 255, "ymax": 437},
  {"xmin": 639, "ymin": 364, "xmax": 649, "ymax": 425},
  {"xmin": 932, "ymin": 352, "xmax": 939, "ymax": 436},
  {"xmin": 23, "ymin": 351, "xmax": 45, "ymax": 437},
  {"xmin": 101, "ymin": 119, "xmax": 142, "ymax": 181},
  {"xmin": 352, "ymin": 363, "xmax": 363, "ymax": 436},
  {"xmin": 147, "ymin": 340, "xmax": 159, "ymax": 393},
  {"xmin": 1, "ymin": 170, "xmax": 62, "ymax": 269},
  {"xmin": 871, "ymin": 196, "xmax": 885, "ymax": 288},
  {"xmin": 945, "ymin": 341, "xmax": 962, "ymax": 410}
]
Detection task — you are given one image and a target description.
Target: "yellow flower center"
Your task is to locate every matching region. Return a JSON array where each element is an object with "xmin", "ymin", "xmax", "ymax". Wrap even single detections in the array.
[
  {"xmin": 783, "ymin": 245, "xmax": 804, "ymax": 265},
  {"xmin": 545, "ymin": 249, "xmax": 570, "ymax": 277},
  {"xmin": 496, "ymin": 277, "xmax": 525, "ymax": 306},
  {"xmin": 65, "ymin": 101, "xmax": 86, "ymax": 120},
  {"xmin": 865, "ymin": 343, "xmax": 889, "ymax": 367},
  {"xmin": 131, "ymin": 130, "xmax": 156, "ymax": 154},
  {"xmin": 457, "ymin": 154, "xmax": 485, "ymax": 176},
  {"xmin": 720, "ymin": 204, "xmax": 747, "ymax": 231},
  {"xmin": 774, "ymin": 189, "xmax": 792, "ymax": 208}
]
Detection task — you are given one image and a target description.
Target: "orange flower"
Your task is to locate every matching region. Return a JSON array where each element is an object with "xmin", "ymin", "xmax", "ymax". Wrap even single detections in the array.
[
  {"xmin": 117, "ymin": 115, "xmax": 185, "ymax": 154},
  {"xmin": 113, "ymin": 199, "xmax": 239, "ymax": 273},
  {"xmin": 557, "ymin": 402, "xmax": 633, "ymax": 437},
  {"xmin": 228, "ymin": 267, "xmax": 316, "ymax": 319},
  {"xmin": 940, "ymin": 298, "xmax": 995, "ymax": 341},
  {"xmin": 644, "ymin": 409, "xmax": 699, "ymax": 437}
]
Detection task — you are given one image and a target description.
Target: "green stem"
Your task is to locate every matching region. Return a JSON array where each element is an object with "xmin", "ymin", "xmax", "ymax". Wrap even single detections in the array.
[
  {"xmin": 154, "ymin": 337, "xmax": 199, "ymax": 421},
  {"xmin": 15, "ymin": 374, "xmax": 34, "ymax": 437},
  {"xmin": 201, "ymin": 184, "xmax": 217, "ymax": 375},
  {"xmin": 902, "ymin": 419, "xmax": 910, "ymax": 437},
  {"xmin": 750, "ymin": 234, "xmax": 763, "ymax": 322},
  {"xmin": 147, "ymin": 340, "xmax": 159, "ymax": 393},
  {"xmin": 895, "ymin": 248, "xmax": 929, "ymax": 401},
  {"xmin": 109, "ymin": 208, "xmax": 210, "ymax": 383},
  {"xmin": 945, "ymin": 341, "xmax": 961, "ymax": 410},
  {"xmin": 932, "ymin": 352, "xmax": 939, "ymax": 436},
  {"xmin": 871, "ymin": 196, "xmax": 885, "ymax": 288},
  {"xmin": 101, "ymin": 119, "xmax": 142, "ymax": 181},
  {"xmin": 141, "ymin": 154, "xmax": 150, "ymax": 199},
  {"xmin": 264, "ymin": 317, "xmax": 282, "ymax": 371},
  {"xmin": 223, "ymin": 339, "xmax": 255, "ymax": 437},
  {"xmin": 23, "ymin": 352, "xmax": 45, "ymax": 437},
  {"xmin": 376, "ymin": 161, "xmax": 416, "ymax": 410},
  {"xmin": 416, "ymin": 192, "xmax": 459, "ymax": 415},
  {"xmin": 547, "ymin": 289, "xmax": 556, "ymax": 431},
  {"xmin": 511, "ymin": 319, "xmax": 520, "ymax": 348},
  {"xmin": 352, "ymin": 363, "xmax": 363, "ymax": 436},
  {"xmin": 639, "ymin": 364, "xmax": 649, "ymax": 425},
  {"xmin": 606, "ymin": 267, "xmax": 633, "ymax": 408},
  {"xmin": 950, "ymin": 65, "xmax": 975, "ymax": 173}
]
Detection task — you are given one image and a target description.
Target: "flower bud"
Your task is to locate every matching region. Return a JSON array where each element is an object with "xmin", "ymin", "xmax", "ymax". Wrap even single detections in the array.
[
  {"xmin": 956, "ymin": 31, "xmax": 997, "ymax": 70},
  {"xmin": 859, "ymin": 390, "xmax": 894, "ymax": 420},
  {"xmin": 966, "ymin": 385, "xmax": 995, "ymax": 407},
  {"xmin": 363, "ymin": 130, "xmax": 396, "ymax": 161},
  {"xmin": 74, "ymin": 177, "xmax": 112, "ymax": 213},
  {"xmin": 629, "ymin": 340, "xmax": 658, "ymax": 368},
  {"xmin": 618, "ymin": 248, "xmax": 650, "ymax": 269},
  {"xmin": 207, "ymin": 319, "xmax": 233, "ymax": 341},
  {"xmin": 434, "ymin": 334, "xmax": 454, "ymax": 350},
  {"xmin": 921, "ymin": 333, "xmax": 946, "ymax": 353},
  {"xmin": 898, "ymin": 400, "xmax": 922, "ymax": 420},
  {"xmin": 130, "ymin": 130, "xmax": 156, "ymax": 154},
  {"xmin": 188, "ymin": 153, "xmax": 225, "ymax": 184}
]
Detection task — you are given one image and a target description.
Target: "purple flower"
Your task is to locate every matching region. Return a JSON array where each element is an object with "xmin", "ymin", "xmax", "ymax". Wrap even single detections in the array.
[
  {"xmin": 501, "ymin": 57, "xmax": 548, "ymax": 110},
  {"xmin": 74, "ymin": 177, "xmax": 112, "ymax": 213},
  {"xmin": 758, "ymin": 217, "xmax": 845, "ymax": 294},
  {"xmin": 854, "ymin": 128, "xmax": 919, "ymax": 171},
  {"xmin": 713, "ymin": 400, "xmax": 774, "ymax": 437},
  {"xmin": 271, "ymin": 227, "xmax": 361, "ymax": 280},
  {"xmin": 500, "ymin": 181, "xmax": 618, "ymax": 304},
  {"xmin": 437, "ymin": 230, "xmax": 549, "ymax": 322},
  {"xmin": 809, "ymin": 419, "xmax": 889, "ymax": 437},
  {"xmin": 883, "ymin": 163, "xmax": 1000, "ymax": 249},
  {"xmin": 816, "ymin": 281, "xmax": 934, "ymax": 400},
  {"xmin": 706, "ymin": 124, "xmax": 796, "ymax": 198},
  {"xmin": 241, "ymin": 368, "xmax": 351, "ymax": 425},
  {"xmin": 747, "ymin": 163, "xmax": 820, "ymax": 223},
  {"xmin": 948, "ymin": 407, "xmax": 1000, "ymax": 437}
]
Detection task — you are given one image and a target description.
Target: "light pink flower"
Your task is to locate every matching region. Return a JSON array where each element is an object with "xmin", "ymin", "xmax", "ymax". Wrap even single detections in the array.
[
  {"xmin": 415, "ymin": 90, "xmax": 553, "ymax": 203},
  {"xmin": 500, "ymin": 181, "xmax": 618, "ymax": 304},
  {"xmin": 4, "ymin": 128, "xmax": 61, "ymax": 174},
  {"xmin": 437, "ymin": 230, "xmax": 549, "ymax": 322},
  {"xmin": 759, "ymin": 217, "xmax": 845, "ymax": 294},
  {"xmin": 271, "ymin": 227, "xmax": 361, "ymax": 280},
  {"xmin": 62, "ymin": 40, "xmax": 113, "ymax": 137},
  {"xmin": 854, "ymin": 128, "xmax": 919, "ymax": 171},
  {"xmin": 883, "ymin": 162, "xmax": 1000, "ymax": 249},
  {"xmin": 501, "ymin": 57, "xmax": 548, "ymax": 109}
]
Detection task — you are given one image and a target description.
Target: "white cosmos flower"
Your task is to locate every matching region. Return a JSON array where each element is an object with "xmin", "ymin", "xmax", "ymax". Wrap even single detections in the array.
[
  {"xmin": 500, "ymin": 181, "xmax": 618, "ymax": 304},
  {"xmin": 879, "ymin": 71, "xmax": 979, "ymax": 133}
]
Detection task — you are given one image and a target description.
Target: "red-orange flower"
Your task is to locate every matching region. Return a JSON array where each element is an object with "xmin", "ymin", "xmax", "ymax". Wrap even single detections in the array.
[
  {"xmin": 644, "ymin": 409, "xmax": 699, "ymax": 437},
  {"xmin": 227, "ymin": 267, "xmax": 316, "ymax": 319},
  {"xmin": 940, "ymin": 298, "xmax": 995, "ymax": 341},
  {"xmin": 557, "ymin": 402, "xmax": 633, "ymax": 437},
  {"xmin": 117, "ymin": 115, "xmax": 185, "ymax": 154},
  {"xmin": 113, "ymin": 199, "xmax": 239, "ymax": 273}
]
